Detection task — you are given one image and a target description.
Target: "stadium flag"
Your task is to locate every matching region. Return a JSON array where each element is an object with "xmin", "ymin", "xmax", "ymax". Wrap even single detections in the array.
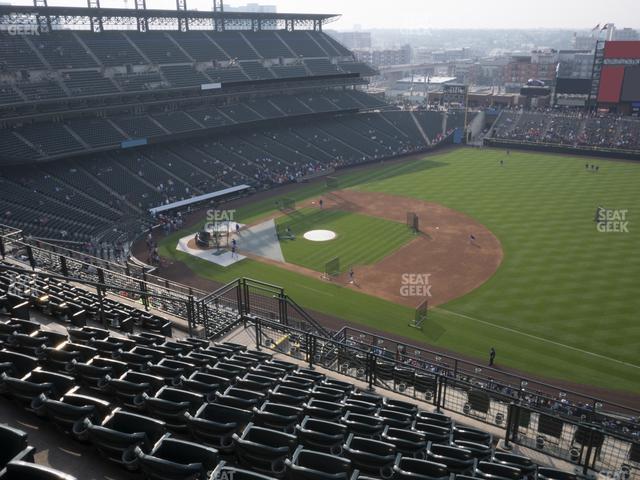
[{"xmin": 592, "ymin": 24, "xmax": 600, "ymax": 31}]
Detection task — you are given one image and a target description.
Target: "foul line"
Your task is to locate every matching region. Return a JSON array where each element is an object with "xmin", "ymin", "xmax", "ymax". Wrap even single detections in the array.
[{"xmin": 433, "ymin": 307, "xmax": 640, "ymax": 370}]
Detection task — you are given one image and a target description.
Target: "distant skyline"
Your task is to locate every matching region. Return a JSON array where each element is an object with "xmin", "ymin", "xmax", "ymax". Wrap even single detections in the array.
[{"xmin": 8, "ymin": 0, "xmax": 640, "ymax": 30}]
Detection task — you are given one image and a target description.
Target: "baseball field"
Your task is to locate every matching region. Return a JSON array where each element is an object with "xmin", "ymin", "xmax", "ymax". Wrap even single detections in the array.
[{"xmin": 158, "ymin": 148, "xmax": 640, "ymax": 395}]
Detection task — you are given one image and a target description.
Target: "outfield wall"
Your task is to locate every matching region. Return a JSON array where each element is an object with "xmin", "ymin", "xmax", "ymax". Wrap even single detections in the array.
[{"xmin": 484, "ymin": 138, "xmax": 640, "ymax": 161}]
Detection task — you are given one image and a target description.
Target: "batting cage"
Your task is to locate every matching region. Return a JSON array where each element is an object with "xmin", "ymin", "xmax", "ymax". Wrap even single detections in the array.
[
  {"xmin": 276, "ymin": 197, "xmax": 296, "ymax": 211},
  {"xmin": 325, "ymin": 176, "xmax": 339, "ymax": 189},
  {"xmin": 322, "ymin": 257, "xmax": 340, "ymax": 280},
  {"xmin": 409, "ymin": 299, "xmax": 428, "ymax": 330},
  {"xmin": 407, "ymin": 212, "xmax": 419, "ymax": 233}
]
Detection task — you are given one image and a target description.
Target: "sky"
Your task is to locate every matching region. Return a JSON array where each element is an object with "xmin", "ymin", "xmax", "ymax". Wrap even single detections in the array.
[
  {"xmin": 10, "ymin": 0, "xmax": 640, "ymax": 30},
  {"xmin": 227, "ymin": 0, "xmax": 640, "ymax": 30}
]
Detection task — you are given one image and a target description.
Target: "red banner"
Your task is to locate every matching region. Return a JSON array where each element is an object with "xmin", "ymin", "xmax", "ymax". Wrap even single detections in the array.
[
  {"xmin": 604, "ymin": 41, "xmax": 640, "ymax": 59},
  {"xmin": 597, "ymin": 66, "xmax": 626, "ymax": 103}
]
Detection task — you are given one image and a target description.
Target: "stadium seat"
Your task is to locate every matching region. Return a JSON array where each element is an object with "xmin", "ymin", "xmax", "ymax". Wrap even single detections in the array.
[
  {"xmin": 377, "ymin": 409, "xmax": 413, "ymax": 429},
  {"xmin": 268, "ymin": 384, "xmax": 310, "ymax": 406},
  {"xmin": 426, "ymin": 444, "xmax": 474, "ymax": 474},
  {"xmin": 342, "ymin": 399, "xmax": 378, "ymax": 415},
  {"xmin": 181, "ymin": 371, "xmax": 222, "ymax": 401},
  {"xmin": 0, "ymin": 425, "xmax": 35, "ymax": 473},
  {"xmin": 343, "ymin": 434, "xmax": 396, "ymax": 479},
  {"xmin": 412, "ymin": 422, "xmax": 451, "ymax": 443},
  {"xmin": 475, "ymin": 461, "xmax": 523, "ymax": 480},
  {"xmin": 130, "ymin": 435, "xmax": 219, "ymax": 480},
  {"xmin": 186, "ymin": 402, "xmax": 253, "ymax": 453},
  {"xmin": 2, "ymin": 368, "xmax": 75, "ymax": 410},
  {"xmin": 303, "ymin": 399, "xmax": 343, "ymax": 421},
  {"xmin": 415, "ymin": 412, "xmax": 452, "ymax": 429},
  {"xmin": 492, "ymin": 452, "xmax": 537, "ymax": 478},
  {"xmin": 83, "ymin": 408, "xmax": 166, "ymax": 467},
  {"xmin": 0, "ymin": 350, "xmax": 38, "ymax": 380},
  {"xmin": 452, "ymin": 440, "xmax": 492, "ymax": 461},
  {"xmin": 216, "ymin": 386, "xmax": 266, "ymax": 410},
  {"xmin": 285, "ymin": 446, "xmax": 351, "ymax": 480},
  {"xmin": 341, "ymin": 411, "xmax": 385, "ymax": 438},
  {"xmin": 232, "ymin": 423, "xmax": 297, "ymax": 477},
  {"xmin": 296, "ymin": 416, "xmax": 347, "ymax": 455},
  {"xmin": 392, "ymin": 457, "xmax": 450, "ymax": 480},
  {"xmin": 381, "ymin": 426, "xmax": 428, "ymax": 458},
  {"xmin": 0, "ymin": 461, "xmax": 76, "ymax": 480},
  {"xmin": 108, "ymin": 370, "xmax": 165, "ymax": 410},
  {"xmin": 536, "ymin": 468, "xmax": 577, "ymax": 480},
  {"xmin": 453, "ymin": 426, "xmax": 493, "ymax": 446},
  {"xmin": 74, "ymin": 357, "xmax": 127, "ymax": 393},
  {"xmin": 37, "ymin": 390, "xmax": 111, "ymax": 436},
  {"xmin": 253, "ymin": 402, "xmax": 303, "ymax": 433},
  {"xmin": 142, "ymin": 386, "xmax": 204, "ymax": 431}
]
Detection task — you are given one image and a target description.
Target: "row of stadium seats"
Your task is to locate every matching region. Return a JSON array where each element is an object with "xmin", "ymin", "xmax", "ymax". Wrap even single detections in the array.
[
  {"xmin": 0, "ymin": 273, "xmax": 578, "ymax": 480},
  {"xmin": 0, "ymin": 90, "xmax": 384, "ymax": 160},
  {"xmin": 0, "ymin": 110, "xmax": 448, "ymax": 242},
  {"xmin": 1, "ymin": 60, "xmax": 376, "ymax": 106},
  {"xmin": 1, "ymin": 30, "xmax": 352, "ymax": 72},
  {"xmin": 491, "ymin": 111, "xmax": 640, "ymax": 151}
]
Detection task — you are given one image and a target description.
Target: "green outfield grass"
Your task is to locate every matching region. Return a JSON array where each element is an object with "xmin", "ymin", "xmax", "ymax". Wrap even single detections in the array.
[
  {"xmin": 159, "ymin": 148, "xmax": 640, "ymax": 394},
  {"xmin": 276, "ymin": 207, "xmax": 413, "ymax": 273}
]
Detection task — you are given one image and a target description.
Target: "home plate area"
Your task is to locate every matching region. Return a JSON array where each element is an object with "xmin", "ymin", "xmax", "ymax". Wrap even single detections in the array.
[{"xmin": 176, "ymin": 218, "xmax": 285, "ymax": 267}]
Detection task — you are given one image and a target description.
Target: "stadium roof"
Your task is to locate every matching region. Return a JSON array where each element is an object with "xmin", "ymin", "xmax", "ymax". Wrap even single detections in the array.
[{"xmin": 0, "ymin": 4, "xmax": 340, "ymax": 31}]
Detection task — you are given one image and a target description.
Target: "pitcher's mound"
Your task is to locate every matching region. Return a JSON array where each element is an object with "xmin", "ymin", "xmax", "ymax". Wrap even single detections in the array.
[{"xmin": 303, "ymin": 230, "xmax": 337, "ymax": 242}]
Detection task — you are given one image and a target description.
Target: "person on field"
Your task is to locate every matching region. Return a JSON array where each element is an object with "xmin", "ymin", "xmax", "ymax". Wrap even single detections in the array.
[
  {"xmin": 349, "ymin": 267, "xmax": 355, "ymax": 284},
  {"xmin": 489, "ymin": 347, "xmax": 496, "ymax": 366}
]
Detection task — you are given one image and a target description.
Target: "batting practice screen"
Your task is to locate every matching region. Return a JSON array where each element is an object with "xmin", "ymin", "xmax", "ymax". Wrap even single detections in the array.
[
  {"xmin": 407, "ymin": 212, "xmax": 419, "ymax": 233},
  {"xmin": 277, "ymin": 198, "xmax": 296, "ymax": 211},
  {"xmin": 324, "ymin": 257, "xmax": 340, "ymax": 278}
]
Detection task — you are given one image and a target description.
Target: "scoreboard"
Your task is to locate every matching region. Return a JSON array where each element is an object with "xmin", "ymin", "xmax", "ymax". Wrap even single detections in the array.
[{"xmin": 442, "ymin": 84, "xmax": 468, "ymax": 105}]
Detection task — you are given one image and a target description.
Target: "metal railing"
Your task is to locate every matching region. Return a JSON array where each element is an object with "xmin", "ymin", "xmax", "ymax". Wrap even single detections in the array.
[
  {"xmin": 254, "ymin": 317, "xmax": 640, "ymax": 479},
  {"xmin": 334, "ymin": 325, "xmax": 640, "ymax": 439}
]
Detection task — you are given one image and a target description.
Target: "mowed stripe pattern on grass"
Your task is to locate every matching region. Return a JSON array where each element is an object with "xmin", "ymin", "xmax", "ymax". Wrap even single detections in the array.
[
  {"xmin": 276, "ymin": 208, "xmax": 414, "ymax": 273},
  {"xmin": 159, "ymin": 148, "xmax": 640, "ymax": 394},
  {"xmin": 356, "ymin": 149, "xmax": 640, "ymax": 369}
]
